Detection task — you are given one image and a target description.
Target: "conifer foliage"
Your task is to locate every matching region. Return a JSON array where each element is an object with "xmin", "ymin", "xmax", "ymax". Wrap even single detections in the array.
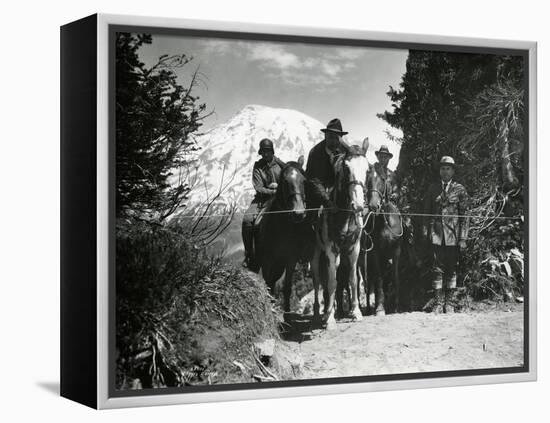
[
  {"xmin": 380, "ymin": 51, "xmax": 526, "ymax": 302},
  {"xmin": 116, "ymin": 33, "xmax": 206, "ymax": 221}
]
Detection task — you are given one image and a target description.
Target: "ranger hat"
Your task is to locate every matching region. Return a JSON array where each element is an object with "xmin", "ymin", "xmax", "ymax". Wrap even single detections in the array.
[
  {"xmin": 440, "ymin": 156, "xmax": 456, "ymax": 167},
  {"xmin": 258, "ymin": 138, "xmax": 275, "ymax": 154},
  {"xmin": 375, "ymin": 145, "xmax": 393, "ymax": 158},
  {"xmin": 321, "ymin": 118, "xmax": 348, "ymax": 136}
]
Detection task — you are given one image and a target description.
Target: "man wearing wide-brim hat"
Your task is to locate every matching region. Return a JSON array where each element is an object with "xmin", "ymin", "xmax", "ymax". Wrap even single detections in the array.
[
  {"xmin": 422, "ymin": 156, "xmax": 470, "ymax": 314},
  {"xmin": 373, "ymin": 145, "xmax": 399, "ymax": 204},
  {"xmin": 305, "ymin": 118, "xmax": 349, "ymax": 211}
]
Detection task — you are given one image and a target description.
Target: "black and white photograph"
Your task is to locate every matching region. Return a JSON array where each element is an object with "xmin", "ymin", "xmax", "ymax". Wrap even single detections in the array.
[
  {"xmin": 5, "ymin": 0, "xmax": 550, "ymax": 419},
  {"xmin": 113, "ymin": 28, "xmax": 528, "ymax": 393}
]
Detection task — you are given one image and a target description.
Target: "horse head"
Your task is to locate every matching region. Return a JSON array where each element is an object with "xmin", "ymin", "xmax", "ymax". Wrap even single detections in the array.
[
  {"xmin": 275, "ymin": 155, "xmax": 307, "ymax": 223},
  {"xmin": 366, "ymin": 164, "xmax": 386, "ymax": 212},
  {"xmin": 335, "ymin": 137, "xmax": 369, "ymax": 213}
]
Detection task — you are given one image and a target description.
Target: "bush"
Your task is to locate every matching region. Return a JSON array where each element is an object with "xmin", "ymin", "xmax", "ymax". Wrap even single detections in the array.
[
  {"xmin": 462, "ymin": 219, "xmax": 524, "ymax": 302},
  {"xmin": 116, "ymin": 220, "xmax": 280, "ymax": 389}
]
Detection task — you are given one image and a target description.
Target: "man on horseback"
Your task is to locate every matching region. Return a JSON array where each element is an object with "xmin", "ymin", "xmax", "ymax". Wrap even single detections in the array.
[
  {"xmin": 364, "ymin": 145, "xmax": 404, "ymax": 315},
  {"xmin": 306, "ymin": 119, "xmax": 369, "ymax": 328},
  {"xmin": 373, "ymin": 145, "xmax": 399, "ymax": 205},
  {"xmin": 423, "ymin": 156, "xmax": 470, "ymax": 314},
  {"xmin": 305, "ymin": 118, "xmax": 348, "ymax": 212},
  {"xmin": 241, "ymin": 138, "xmax": 286, "ymax": 269}
]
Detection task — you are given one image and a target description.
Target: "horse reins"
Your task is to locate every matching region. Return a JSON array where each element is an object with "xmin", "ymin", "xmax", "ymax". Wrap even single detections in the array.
[
  {"xmin": 383, "ymin": 209, "xmax": 404, "ymax": 237},
  {"xmin": 361, "ymin": 210, "xmax": 375, "ymax": 252}
]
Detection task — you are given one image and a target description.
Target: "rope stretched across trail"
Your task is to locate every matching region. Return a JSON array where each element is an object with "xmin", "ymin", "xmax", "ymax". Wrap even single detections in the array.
[{"xmin": 174, "ymin": 206, "xmax": 524, "ymax": 221}]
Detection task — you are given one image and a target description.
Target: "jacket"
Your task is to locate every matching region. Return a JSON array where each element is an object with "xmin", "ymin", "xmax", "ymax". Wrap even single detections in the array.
[
  {"xmin": 305, "ymin": 140, "xmax": 346, "ymax": 208},
  {"xmin": 252, "ymin": 156, "xmax": 285, "ymax": 204},
  {"xmin": 423, "ymin": 180, "xmax": 469, "ymax": 246},
  {"xmin": 373, "ymin": 162, "xmax": 399, "ymax": 201}
]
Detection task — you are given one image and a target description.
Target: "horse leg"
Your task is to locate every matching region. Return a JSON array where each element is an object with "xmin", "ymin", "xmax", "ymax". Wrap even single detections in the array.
[
  {"xmin": 311, "ymin": 247, "xmax": 322, "ymax": 323},
  {"xmin": 283, "ymin": 258, "xmax": 297, "ymax": 313},
  {"xmin": 357, "ymin": 253, "xmax": 365, "ymax": 312},
  {"xmin": 324, "ymin": 249, "xmax": 339, "ymax": 330},
  {"xmin": 364, "ymin": 251, "xmax": 374, "ymax": 314},
  {"xmin": 345, "ymin": 272, "xmax": 351, "ymax": 314},
  {"xmin": 265, "ymin": 262, "xmax": 284, "ymax": 301},
  {"xmin": 347, "ymin": 243, "xmax": 363, "ymax": 321},
  {"xmin": 368, "ymin": 276, "xmax": 376, "ymax": 314},
  {"xmin": 393, "ymin": 243, "xmax": 401, "ymax": 313},
  {"xmin": 372, "ymin": 251, "xmax": 386, "ymax": 316},
  {"xmin": 335, "ymin": 260, "xmax": 347, "ymax": 318},
  {"xmin": 320, "ymin": 253, "xmax": 329, "ymax": 313}
]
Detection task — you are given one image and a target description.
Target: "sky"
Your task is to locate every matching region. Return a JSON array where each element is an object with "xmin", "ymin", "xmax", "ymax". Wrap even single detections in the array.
[{"xmin": 137, "ymin": 32, "xmax": 409, "ymax": 154}]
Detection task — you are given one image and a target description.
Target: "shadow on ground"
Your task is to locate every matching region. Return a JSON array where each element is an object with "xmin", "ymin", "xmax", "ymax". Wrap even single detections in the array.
[
  {"xmin": 279, "ymin": 312, "xmax": 325, "ymax": 343},
  {"xmin": 36, "ymin": 381, "xmax": 60, "ymax": 396}
]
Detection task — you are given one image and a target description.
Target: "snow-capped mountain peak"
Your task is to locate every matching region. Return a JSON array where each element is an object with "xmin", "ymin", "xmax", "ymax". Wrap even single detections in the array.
[
  {"xmin": 184, "ymin": 104, "xmax": 399, "ymax": 210},
  {"xmin": 187, "ymin": 104, "xmax": 325, "ymax": 208}
]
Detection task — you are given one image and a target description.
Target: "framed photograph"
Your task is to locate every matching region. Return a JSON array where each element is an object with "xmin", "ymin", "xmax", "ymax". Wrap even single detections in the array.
[{"xmin": 60, "ymin": 13, "xmax": 537, "ymax": 409}]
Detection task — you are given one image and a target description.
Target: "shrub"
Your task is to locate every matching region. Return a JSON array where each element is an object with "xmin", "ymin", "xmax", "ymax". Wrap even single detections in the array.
[{"xmin": 116, "ymin": 220, "xmax": 280, "ymax": 389}]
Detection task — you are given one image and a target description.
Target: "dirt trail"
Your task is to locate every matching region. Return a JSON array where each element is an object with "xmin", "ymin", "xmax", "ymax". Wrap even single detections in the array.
[{"xmin": 280, "ymin": 306, "xmax": 524, "ymax": 378}]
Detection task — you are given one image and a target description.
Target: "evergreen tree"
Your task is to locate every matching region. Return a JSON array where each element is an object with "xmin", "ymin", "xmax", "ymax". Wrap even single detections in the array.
[
  {"xmin": 380, "ymin": 50, "xmax": 524, "ymax": 216},
  {"xmin": 379, "ymin": 50, "xmax": 526, "ymax": 301},
  {"xmin": 116, "ymin": 33, "xmax": 207, "ymax": 221}
]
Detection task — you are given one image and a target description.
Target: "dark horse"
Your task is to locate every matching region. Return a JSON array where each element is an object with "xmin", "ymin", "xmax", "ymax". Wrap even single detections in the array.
[
  {"xmin": 258, "ymin": 156, "xmax": 314, "ymax": 312},
  {"xmin": 361, "ymin": 165, "xmax": 403, "ymax": 315}
]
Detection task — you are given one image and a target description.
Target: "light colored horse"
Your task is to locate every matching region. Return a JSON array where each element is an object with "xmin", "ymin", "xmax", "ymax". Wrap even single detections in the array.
[{"xmin": 311, "ymin": 138, "xmax": 370, "ymax": 330}]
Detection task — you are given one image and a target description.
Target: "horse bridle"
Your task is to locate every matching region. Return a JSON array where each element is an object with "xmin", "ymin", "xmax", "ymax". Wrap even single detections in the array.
[
  {"xmin": 366, "ymin": 176, "xmax": 403, "ymax": 237},
  {"xmin": 367, "ymin": 176, "xmax": 388, "ymax": 210},
  {"xmin": 334, "ymin": 155, "xmax": 367, "ymax": 207},
  {"xmin": 347, "ymin": 179, "xmax": 366, "ymax": 190},
  {"xmin": 277, "ymin": 164, "xmax": 307, "ymax": 210},
  {"xmin": 277, "ymin": 189, "xmax": 306, "ymax": 215},
  {"xmin": 285, "ymin": 190, "xmax": 305, "ymax": 198}
]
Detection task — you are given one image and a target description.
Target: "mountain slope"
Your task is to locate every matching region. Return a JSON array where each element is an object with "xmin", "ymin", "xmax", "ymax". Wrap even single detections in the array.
[
  {"xmin": 186, "ymin": 104, "xmax": 399, "ymax": 210},
  {"xmin": 187, "ymin": 104, "xmax": 325, "ymax": 209}
]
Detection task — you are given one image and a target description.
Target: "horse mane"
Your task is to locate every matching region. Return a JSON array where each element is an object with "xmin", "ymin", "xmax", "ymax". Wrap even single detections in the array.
[{"xmin": 282, "ymin": 161, "xmax": 305, "ymax": 175}]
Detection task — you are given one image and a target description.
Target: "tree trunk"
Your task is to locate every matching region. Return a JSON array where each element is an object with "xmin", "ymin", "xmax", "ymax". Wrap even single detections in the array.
[{"xmin": 500, "ymin": 123, "xmax": 519, "ymax": 191}]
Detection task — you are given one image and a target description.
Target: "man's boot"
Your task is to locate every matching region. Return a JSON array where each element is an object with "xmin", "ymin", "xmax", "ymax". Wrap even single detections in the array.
[
  {"xmin": 444, "ymin": 288, "xmax": 457, "ymax": 314},
  {"xmin": 423, "ymin": 288, "xmax": 443, "ymax": 314},
  {"xmin": 242, "ymin": 224, "xmax": 253, "ymax": 268},
  {"xmin": 433, "ymin": 288, "xmax": 444, "ymax": 314}
]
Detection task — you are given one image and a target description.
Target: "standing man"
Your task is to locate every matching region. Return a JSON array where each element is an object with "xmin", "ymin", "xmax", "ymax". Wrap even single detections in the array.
[
  {"xmin": 373, "ymin": 145, "xmax": 399, "ymax": 204},
  {"xmin": 423, "ymin": 156, "xmax": 469, "ymax": 314},
  {"xmin": 305, "ymin": 118, "xmax": 349, "ymax": 211},
  {"xmin": 241, "ymin": 138, "xmax": 285, "ymax": 270}
]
